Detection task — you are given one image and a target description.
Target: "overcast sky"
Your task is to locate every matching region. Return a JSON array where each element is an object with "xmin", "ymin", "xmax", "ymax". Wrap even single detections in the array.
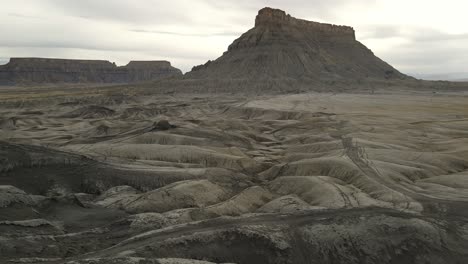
[{"xmin": 1, "ymin": 0, "xmax": 467, "ymax": 78}]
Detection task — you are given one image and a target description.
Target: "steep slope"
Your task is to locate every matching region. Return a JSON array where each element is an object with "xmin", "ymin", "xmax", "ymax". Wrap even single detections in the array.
[
  {"xmin": 0, "ymin": 58, "xmax": 182, "ymax": 85},
  {"xmin": 185, "ymin": 7, "xmax": 408, "ymax": 87}
]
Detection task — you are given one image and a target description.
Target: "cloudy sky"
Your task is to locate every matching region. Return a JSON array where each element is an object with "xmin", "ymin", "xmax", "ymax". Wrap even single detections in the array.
[{"xmin": 1, "ymin": 0, "xmax": 468, "ymax": 79}]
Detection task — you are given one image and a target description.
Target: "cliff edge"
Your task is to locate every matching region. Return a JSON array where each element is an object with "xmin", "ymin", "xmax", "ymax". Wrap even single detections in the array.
[
  {"xmin": 0, "ymin": 58, "xmax": 182, "ymax": 85},
  {"xmin": 185, "ymin": 7, "xmax": 409, "ymax": 90}
]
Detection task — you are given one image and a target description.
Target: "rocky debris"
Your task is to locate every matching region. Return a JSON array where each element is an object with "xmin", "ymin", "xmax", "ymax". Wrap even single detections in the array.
[
  {"xmin": 0, "ymin": 58, "xmax": 182, "ymax": 85},
  {"xmin": 181, "ymin": 7, "xmax": 409, "ymax": 92}
]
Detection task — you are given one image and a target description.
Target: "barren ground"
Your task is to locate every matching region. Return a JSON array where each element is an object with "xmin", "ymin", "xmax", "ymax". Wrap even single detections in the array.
[{"xmin": 1, "ymin": 85, "xmax": 468, "ymax": 263}]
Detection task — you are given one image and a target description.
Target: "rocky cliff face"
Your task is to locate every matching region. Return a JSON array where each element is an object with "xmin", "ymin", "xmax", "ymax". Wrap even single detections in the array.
[
  {"xmin": 124, "ymin": 61, "xmax": 182, "ymax": 83},
  {"xmin": 186, "ymin": 7, "xmax": 408, "ymax": 84},
  {"xmin": 254, "ymin": 7, "xmax": 355, "ymax": 41},
  {"xmin": 0, "ymin": 58, "xmax": 182, "ymax": 85}
]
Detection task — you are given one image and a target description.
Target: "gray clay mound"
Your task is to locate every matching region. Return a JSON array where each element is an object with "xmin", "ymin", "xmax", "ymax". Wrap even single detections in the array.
[{"xmin": 61, "ymin": 105, "xmax": 116, "ymax": 119}]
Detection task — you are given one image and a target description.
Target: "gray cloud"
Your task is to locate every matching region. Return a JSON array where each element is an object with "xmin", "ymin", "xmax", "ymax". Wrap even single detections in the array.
[
  {"xmin": 44, "ymin": 0, "xmax": 190, "ymax": 25},
  {"xmin": 201, "ymin": 0, "xmax": 377, "ymax": 19},
  {"xmin": 359, "ymin": 25, "xmax": 402, "ymax": 39},
  {"xmin": 7, "ymin": 13, "xmax": 43, "ymax": 19},
  {"xmin": 129, "ymin": 29, "xmax": 244, "ymax": 37},
  {"xmin": 361, "ymin": 25, "xmax": 468, "ymax": 42},
  {"xmin": 357, "ymin": 24, "xmax": 468, "ymax": 75},
  {"xmin": 0, "ymin": 0, "xmax": 466, "ymax": 76},
  {"xmin": 374, "ymin": 41, "xmax": 468, "ymax": 76}
]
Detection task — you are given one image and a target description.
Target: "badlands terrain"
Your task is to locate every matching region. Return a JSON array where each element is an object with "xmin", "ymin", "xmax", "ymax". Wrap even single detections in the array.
[
  {"xmin": 1, "ymin": 6, "xmax": 468, "ymax": 264},
  {"xmin": 1, "ymin": 85, "xmax": 468, "ymax": 264}
]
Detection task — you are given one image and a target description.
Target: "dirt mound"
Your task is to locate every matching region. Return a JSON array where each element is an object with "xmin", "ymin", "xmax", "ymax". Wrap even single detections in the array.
[
  {"xmin": 153, "ymin": 120, "xmax": 176, "ymax": 131},
  {"xmin": 123, "ymin": 180, "xmax": 229, "ymax": 213},
  {"xmin": 95, "ymin": 186, "xmax": 142, "ymax": 210},
  {"xmin": 61, "ymin": 106, "xmax": 116, "ymax": 119},
  {"xmin": 68, "ymin": 144, "xmax": 259, "ymax": 172},
  {"xmin": 0, "ymin": 218, "xmax": 64, "ymax": 237},
  {"xmin": 269, "ymin": 176, "xmax": 390, "ymax": 209},
  {"xmin": 205, "ymin": 186, "xmax": 274, "ymax": 216},
  {"xmin": 0, "ymin": 117, "xmax": 17, "ymax": 130},
  {"xmin": 82, "ymin": 209, "xmax": 468, "ymax": 264},
  {"xmin": 257, "ymin": 195, "xmax": 319, "ymax": 213},
  {"xmin": 0, "ymin": 142, "xmax": 212, "ymax": 195},
  {"xmin": 0, "ymin": 185, "xmax": 45, "ymax": 208}
]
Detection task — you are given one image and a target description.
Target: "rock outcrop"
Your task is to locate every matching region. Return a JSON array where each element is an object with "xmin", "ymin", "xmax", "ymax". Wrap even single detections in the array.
[
  {"xmin": 0, "ymin": 58, "xmax": 182, "ymax": 85},
  {"xmin": 182, "ymin": 7, "xmax": 409, "ymax": 92},
  {"xmin": 124, "ymin": 61, "xmax": 182, "ymax": 83}
]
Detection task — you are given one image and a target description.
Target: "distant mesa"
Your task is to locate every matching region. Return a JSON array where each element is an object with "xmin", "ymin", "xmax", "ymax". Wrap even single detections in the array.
[
  {"xmin": 1, "ymin": 7, "xmax": 411, "ymax": 89},
  {"xmin": 0, "ymin": 57, "xmax": 182, "ymax": 85},
  {"xmin": 185, "ymin": 7, "xmax": 409, "ymax": 89}
]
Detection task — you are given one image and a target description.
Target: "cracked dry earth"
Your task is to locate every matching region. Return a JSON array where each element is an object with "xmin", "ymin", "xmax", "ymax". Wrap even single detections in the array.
[{"xmin": 1, "ymin": 88, "xmax": 468, "ymax": 264}]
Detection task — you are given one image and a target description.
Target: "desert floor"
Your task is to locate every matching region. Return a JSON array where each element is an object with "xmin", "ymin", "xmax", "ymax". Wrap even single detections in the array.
[{"xmin": 1, "ymin": 86, "xmax": 468, "ymax": 264}]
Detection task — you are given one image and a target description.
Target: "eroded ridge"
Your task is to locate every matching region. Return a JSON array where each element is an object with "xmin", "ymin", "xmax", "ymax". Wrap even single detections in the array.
[
  {"xmin": 1, "ymin": 90, "xmax": 468, "ymax": 263},
  {"xmin": 255, "ymin": 7, "xmax": 355, "ymax": 39},
  {"xmin": 0, "ymin": 58, "xmax": 182, "ymax": 85}
]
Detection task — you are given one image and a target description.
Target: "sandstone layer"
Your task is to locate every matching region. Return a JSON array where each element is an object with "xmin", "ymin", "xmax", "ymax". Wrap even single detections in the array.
[
  {"xmin": 0, "ymin": 58, "xmax": 182, "ymax": 85},
  {"xmin": 177, "ymin": 7, "xmax": 409, "ymax": 92}
]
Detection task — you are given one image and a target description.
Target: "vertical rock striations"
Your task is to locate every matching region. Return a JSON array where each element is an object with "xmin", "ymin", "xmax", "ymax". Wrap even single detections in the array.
[
  {"xmin": 185, "ymin": 7, "xmax": 409, "ymax": 91},
  {"xmin": 124, "ymin": 61, "xmax": 182, "ymax": 83},
  {"xmin": 0, "ymin": 58, "xmax": 182, "ymax": 85}
]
